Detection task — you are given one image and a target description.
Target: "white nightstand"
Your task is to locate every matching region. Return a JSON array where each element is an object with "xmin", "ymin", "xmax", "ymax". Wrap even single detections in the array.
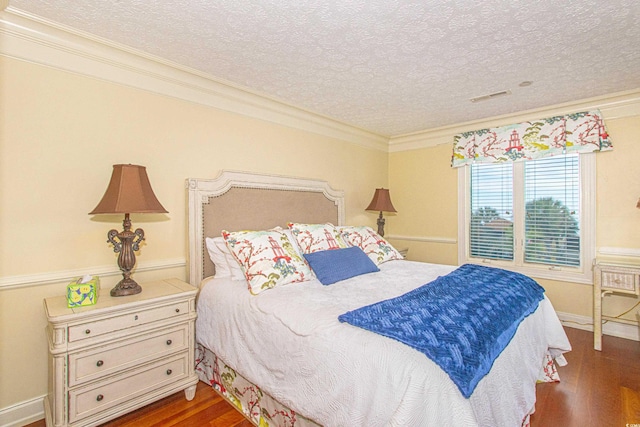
[
  {"xmin": 43, "ymin": 278, "xmax": 199, "ymax": 427},
  {"xmin": 593, "ymin": 260, "xmax": 640, "ymax": 351}
]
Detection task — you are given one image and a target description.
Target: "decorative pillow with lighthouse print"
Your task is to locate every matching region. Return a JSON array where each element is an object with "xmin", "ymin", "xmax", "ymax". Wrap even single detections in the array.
[
  {"xmin": 222, "ymin": 228, "xmax": 313, "ymax": 295},
  {"xmin": 339, "ymin": 226, "xmax": 403, "ymax": 265},
  {"xmin": 288, "ymin": 222, "xmax": 348, "ymax": 254}
]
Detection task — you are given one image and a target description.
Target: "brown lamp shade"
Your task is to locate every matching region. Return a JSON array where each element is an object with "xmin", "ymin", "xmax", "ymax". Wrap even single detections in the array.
[
  {"xmin": 89, "ymin": 164, "xmax": 167, "ymax": 214},
  {"xmin": 366, "ymin": 188, "xmax": 397, "ymax": 213}
]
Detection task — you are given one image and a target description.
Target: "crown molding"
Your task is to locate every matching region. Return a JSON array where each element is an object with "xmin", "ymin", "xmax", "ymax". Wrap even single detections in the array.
[
  {"xmin": 0, "ymin": 8, "xmax": 389, "ymax": 152},
  {"xmin": 2, "ymin": 7, "xmax": 638, "ymax": 154},
  {"xmin": 389, "ymin": 88, "xmax": 640, "ymax": 152}
]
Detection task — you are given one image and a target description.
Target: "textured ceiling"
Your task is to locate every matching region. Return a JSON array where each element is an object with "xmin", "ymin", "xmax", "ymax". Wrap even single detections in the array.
[{"xmin": 9, "ymin": 0, "xmax": 640, "ymax": 136}]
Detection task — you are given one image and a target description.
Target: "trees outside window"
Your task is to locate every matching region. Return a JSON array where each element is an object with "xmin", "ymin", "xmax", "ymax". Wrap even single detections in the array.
[{"xmin": 470, "ymin": 196, "xmax": 579, "ymax": 266}]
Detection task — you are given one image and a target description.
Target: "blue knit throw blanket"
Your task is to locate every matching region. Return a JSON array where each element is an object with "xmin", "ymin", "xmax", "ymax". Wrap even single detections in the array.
[{"xmin": 338, "ymin": 264, "xmax": 545, "ymax": 398}]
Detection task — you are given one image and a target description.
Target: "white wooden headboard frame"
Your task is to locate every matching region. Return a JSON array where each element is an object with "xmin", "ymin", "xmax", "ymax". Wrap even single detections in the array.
[{"xmin": 186, "ymin": 170, "xmax": 345, "ymax": 287}]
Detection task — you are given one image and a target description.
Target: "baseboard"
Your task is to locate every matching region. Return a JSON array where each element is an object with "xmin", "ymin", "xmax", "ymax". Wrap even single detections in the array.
[
  {"xmin": 0, "ymin": 395, "xmax": 44, "ymax": 427},
  {"xmin": 558, "ymin": 311, "xmax": 640, "ymax": 342}
]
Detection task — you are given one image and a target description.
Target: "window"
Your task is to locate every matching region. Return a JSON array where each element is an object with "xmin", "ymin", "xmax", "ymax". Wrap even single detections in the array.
[{"xmin": 458, "ymin": 153, "xmax": 595, "ymax": 284}]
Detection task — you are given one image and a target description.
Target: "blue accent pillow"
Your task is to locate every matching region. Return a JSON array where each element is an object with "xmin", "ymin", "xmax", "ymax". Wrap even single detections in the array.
[{"xmin": 304, "ymin": 246, "xmax": 380, "ymax": 285}]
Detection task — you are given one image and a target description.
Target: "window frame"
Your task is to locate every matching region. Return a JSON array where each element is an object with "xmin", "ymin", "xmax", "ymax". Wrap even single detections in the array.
[{"xmin": 457, "ymin": 153, "xmax": 596, "ymax": 284}]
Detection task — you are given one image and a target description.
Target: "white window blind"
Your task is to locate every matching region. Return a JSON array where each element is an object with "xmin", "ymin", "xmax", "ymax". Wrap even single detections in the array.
[
  {"xmin": 524, "ymin": 154, "xmax": 580, "ymax": 267},
  {"xmin": 470, "ymin": 163, "xmax": 513, "ymax": 261}
]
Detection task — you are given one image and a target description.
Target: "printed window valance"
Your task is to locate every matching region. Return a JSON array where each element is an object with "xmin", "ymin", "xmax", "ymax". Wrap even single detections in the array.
[{"xmin": 451, "ymin": 110, "xmax": 613, "ymax": 168}]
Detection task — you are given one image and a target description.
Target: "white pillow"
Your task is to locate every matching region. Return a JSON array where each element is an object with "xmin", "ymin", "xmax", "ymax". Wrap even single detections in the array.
[
  {"xmin": 205, "ymin": 236, "xmax": 244, "ymax": 280},
  {"xmin": 205, "ymin": 237, "xmax": 230, "ymax": 278}
]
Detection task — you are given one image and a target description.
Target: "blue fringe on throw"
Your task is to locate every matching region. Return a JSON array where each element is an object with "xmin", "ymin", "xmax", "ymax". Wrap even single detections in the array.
[{"xmin": 338, "ymin": 264, "xmax": 545, "ymax": 398}]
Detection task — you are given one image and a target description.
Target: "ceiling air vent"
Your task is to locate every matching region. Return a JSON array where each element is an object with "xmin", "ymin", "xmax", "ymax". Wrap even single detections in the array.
[{"xmin": 470, "ymin": 90, "xmax": 512, "ymax": 103}]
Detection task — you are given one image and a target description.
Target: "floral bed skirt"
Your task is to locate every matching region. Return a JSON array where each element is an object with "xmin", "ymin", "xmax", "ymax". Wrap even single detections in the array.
[
  {"xmin": 195, "ymin": 343, "xmax": 560, "ymax": 427},
  {"xmin": 195, "ymin": 343, "xmax": 320, "ymax": 427}
]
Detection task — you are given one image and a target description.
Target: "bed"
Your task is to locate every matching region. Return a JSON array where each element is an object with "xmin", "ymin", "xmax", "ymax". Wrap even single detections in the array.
[{"xmin": 187, "ymin": 170, "xmax": 571, "ymax": 427}]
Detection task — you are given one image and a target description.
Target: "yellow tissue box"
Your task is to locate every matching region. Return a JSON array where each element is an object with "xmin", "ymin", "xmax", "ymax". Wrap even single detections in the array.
[{"xmin": 67, "ymin": 276, "xmax": 100, "ymax": 308}]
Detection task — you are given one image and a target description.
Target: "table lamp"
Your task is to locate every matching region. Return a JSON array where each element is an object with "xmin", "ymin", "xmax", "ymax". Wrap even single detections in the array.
[
  {"xmin": 89, "ymin": 164, "xmax": 167, "ymax": 296},
  {"xmin": 366, "ymin": 188, "xmax": 397, "ymax": 237}
]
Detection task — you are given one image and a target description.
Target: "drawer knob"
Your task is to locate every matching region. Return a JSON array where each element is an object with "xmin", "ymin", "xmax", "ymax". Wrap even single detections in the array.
[
  {"xmin": 166, "ymin": 369, "xmax": 173, "ymax": 375},
  {"xmin": 96, "ymin": 394, "xmax": 104, "ymax": 402},
  {"xmin": 134, "ymin": 315, "xmax": 139, "ymax": 320},
  {"xmin": 175, "ymin": 308, "xmax": 180, "ymax": 313},
  {"xmin": 96, "ymin": 360, "xmax": 104, "ymax": 367},
  {"xmin": 166, "ymin": 339, "xmax": 172, "ymax": 346},
  {"xmin": 85, "ymin": 329, "xmax": 91, "ymax": 335}
]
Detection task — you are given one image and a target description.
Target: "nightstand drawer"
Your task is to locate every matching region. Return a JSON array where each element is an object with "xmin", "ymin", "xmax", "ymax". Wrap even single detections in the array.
[
  {"xmin": 68, "ymin": 300, "xmax": 190, "ymax": 342},
  {"xmin": 69, "ymin": 324, "xmax": 189, "ymax": 387},
  {"xmin": 68, "ymin": 352, "xmax": 189, "ymax": 423},
  {"xmin": 601, "ymin": 271, "xmax": 639, "ymax": 294}
]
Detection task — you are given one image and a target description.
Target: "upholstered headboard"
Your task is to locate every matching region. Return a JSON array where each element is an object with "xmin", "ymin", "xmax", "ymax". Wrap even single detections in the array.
[{"xmin": 186, "ymin": 170, "xmax": 345, "ymax": 286}]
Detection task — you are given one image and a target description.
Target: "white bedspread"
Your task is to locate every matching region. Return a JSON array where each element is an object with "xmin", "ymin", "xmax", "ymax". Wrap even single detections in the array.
[{"xmin": 196, "ymin": 260, "xmax": 571, "ymax": 426}]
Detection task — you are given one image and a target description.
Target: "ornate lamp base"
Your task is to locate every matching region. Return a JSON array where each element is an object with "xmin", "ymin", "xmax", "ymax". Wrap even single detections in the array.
[
  {"xmin": 376, "ymin": 211, "xmax": 386, "ymax": 237},
  {"xmin": 110, "ymin": 278, "xmax": 142, "ymax": 297},
  {"xmin": 107, "ymin": 213, "xmax": 145, "ymax": 297}
]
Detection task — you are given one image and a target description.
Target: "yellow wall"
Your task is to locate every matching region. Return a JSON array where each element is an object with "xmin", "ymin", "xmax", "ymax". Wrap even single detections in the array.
[
  {"xmin": 387, "ymin": 143, "xmax": 458, "ymax": 264},
  {"xmin": 389, "ymin": 113, "xmax": 640, "ymax": 323},
  {"xmin": 0, "ymin": 56, "xmax": 388, "ymax": 408}
]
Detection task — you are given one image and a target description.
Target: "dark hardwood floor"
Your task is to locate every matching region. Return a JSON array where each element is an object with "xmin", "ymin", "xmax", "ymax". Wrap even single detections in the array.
[
  {"xmin": 530, "ymin": 327, "xmax": 640, "ymax": 427},
  {"xmin": 26, "ymin": 327, "xmax": 638, "ymax": 427}
]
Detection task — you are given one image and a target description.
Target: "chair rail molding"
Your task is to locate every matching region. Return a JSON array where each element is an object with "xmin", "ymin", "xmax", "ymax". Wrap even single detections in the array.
[
  {"xmin": 598, "ymin": 246, "xmax": 640, "ymax": 259},
  {"xmin": 0, "ymin": 258, "xmax": 186, "ymax": 290},
  {"xmin": 385, "ymin": 234, "xmax": 457, "ymax": 244}
]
